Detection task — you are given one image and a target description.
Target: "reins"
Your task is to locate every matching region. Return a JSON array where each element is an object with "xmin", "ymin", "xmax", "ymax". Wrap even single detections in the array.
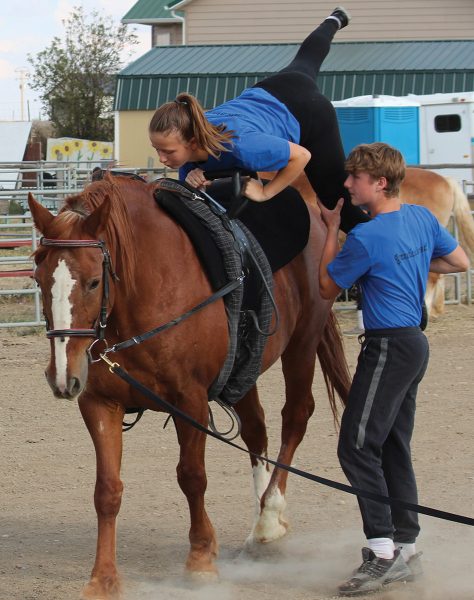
[
  {"xmin": 39, "ymin": 235, "xmax": 245, "ymax": 436},
  {"xmin": 100, "ymin": 276, "xmax": 243, "ymax": 355},
  {"xmin": 99, "ymin": 352, "xmax": 474, "ymax": 528}
]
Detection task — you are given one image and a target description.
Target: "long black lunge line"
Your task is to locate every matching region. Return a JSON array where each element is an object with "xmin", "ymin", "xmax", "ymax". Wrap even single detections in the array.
[{"xmin": 102, "ymin": 359, "xmax": 474, "ymax": 528}]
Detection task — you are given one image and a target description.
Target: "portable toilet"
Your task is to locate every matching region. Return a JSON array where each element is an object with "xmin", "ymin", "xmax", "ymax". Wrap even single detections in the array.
[
  {"xmin": 408, "ymin": 92, "xmax": 474, "ymax": 187},
  {"xmin": 333, "ymin": 95, "xmax": 420, "ymax": 165}
]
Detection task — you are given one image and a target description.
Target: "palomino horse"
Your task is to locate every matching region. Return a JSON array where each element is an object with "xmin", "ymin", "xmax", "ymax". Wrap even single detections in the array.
[
  {"xmin": 28, "ymin": 175, "xmax": 351, "ymax": 599},
  {"xmin": 276, "ymin": 168, "xmax": 474, "ymax": 317},
  {"xmin": 399, "ymin": 168, "xmax": 474, "ymax": 316}
]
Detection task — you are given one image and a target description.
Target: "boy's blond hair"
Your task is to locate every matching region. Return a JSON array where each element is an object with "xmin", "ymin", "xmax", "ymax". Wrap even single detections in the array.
[{"xmin": 345, "ymin": 142, "xmax": 406, "ymax": 197}]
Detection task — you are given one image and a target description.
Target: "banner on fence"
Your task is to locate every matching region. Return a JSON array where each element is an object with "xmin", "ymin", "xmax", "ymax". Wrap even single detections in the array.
[{"xmin": 46, "ymin": 137, "xmax": 113, "ymax": 165}]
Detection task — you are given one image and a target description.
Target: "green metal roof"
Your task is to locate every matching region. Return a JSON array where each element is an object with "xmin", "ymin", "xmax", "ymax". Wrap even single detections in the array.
[
  {"xmin": 122, "ymin": 0, "xmax": 182, "ymax": 23},
  {"xmin": 114, "ymin": 40, "xmax": 474, "ymax": 110}
]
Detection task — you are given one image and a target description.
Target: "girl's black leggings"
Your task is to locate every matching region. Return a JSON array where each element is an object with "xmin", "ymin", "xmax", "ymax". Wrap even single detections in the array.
[{"xmin": 254, "ymin": 19, "xmax": 369, "ymax": 232}]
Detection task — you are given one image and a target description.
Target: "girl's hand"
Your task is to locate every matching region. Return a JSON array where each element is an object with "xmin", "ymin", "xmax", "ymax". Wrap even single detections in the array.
[
  {"xmin": 185, "ymin": 168, "xmax": 210, "ymax": 189},
  {"xmin": 242, "ymin": 177, "xmax": 269, "ymax": 202}
]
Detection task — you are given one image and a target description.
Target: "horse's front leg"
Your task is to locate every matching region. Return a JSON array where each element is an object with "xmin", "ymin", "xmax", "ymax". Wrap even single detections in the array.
[
  {"xmin": 174, "ymin": 398, "xmax": 218, "ymax": 580},
  {"xmin": 79, "ymin": 395, "xmax": 124, "ymax": 600},
  {"xmin": 234, "ymin": 386, "xmax": 287, "ymax": 545},
  {"xmin": 249, "ymin": 345, "xmax": 317, "ymax": 546}
]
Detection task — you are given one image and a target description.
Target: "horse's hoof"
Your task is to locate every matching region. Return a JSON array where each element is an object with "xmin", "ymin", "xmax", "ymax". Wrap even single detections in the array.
[
  {"xmin": 250, "ymin": 516, "xmax": 289, "ymax": 544},
  {"xmin": 80, "ymin": 577, "xmax": 122, "ymax": 600},
  {"xmin": 241, "ymin": 535, "xmax": 288, "ymax": 560},
  {"xmin": 185, "ymin": 569, "xmax": 219, "ymax": 584}
]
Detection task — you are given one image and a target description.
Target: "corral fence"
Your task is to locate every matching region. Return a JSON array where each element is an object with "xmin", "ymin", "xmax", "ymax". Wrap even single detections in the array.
[
  {"xmin": 0, "ymin": 161, "xmax": 169, "ymax": 328},
  {"xmin": 0, "ymin": 163, "xmax": 473, "ymax": 328}
]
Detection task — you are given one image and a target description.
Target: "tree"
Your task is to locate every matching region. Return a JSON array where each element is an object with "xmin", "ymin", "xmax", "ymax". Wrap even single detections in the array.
[{"xmin": 27, "ymin": 6, "xmax": 138, "ymax": 141}]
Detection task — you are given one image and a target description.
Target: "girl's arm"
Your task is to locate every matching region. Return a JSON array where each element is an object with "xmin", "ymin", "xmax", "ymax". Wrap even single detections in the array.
[{"xmin": 243, "ymin": 142, "xmax": 311, "ymax": 202}]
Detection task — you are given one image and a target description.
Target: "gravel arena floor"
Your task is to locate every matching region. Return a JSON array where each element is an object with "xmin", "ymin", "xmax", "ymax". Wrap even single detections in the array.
[{"xmin": 0, "ymin": 305, "xmax": 473, "ymax": 600}]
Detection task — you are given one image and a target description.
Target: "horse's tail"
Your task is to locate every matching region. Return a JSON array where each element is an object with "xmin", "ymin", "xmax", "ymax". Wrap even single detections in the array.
[
  {"xmin": 446, "ymin": 176, "xmax": 474, "ymax": 257},
  {"xmin": 317, "ymin": 310, "xmax": 352, "ymax": 425}
]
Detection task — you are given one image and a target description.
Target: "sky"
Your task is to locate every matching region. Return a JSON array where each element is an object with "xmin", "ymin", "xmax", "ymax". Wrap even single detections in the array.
[{"xmin": 0, "ymin": 0, "xmax": 150, "ymax": 121}]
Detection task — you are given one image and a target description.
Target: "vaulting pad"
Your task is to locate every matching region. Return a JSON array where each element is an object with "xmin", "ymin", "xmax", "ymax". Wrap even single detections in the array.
[
  {"xmin": 206, "ymin": 179, "xmax": 310, "ymax": 273},
  {"xmin": 154, "ymin": 179, "xmax": 274, "ymax": 406}
]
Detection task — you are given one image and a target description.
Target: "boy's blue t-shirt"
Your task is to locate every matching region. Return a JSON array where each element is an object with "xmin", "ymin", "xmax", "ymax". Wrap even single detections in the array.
[
  {"xmin": 179, "ymin": 87, "xmax": 300, "ymax": 180},
  {"xmin": 327, "ymin": 204, "xmax": 458, "ymax": 329}
]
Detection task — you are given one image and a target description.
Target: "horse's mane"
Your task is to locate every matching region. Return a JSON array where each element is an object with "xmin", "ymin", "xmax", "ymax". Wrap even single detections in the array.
[{"xmin": 36, "ymin": 173, "xmax": 139, "ymax": 293}]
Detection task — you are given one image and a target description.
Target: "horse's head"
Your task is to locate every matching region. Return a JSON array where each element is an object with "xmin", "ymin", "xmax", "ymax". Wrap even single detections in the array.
[{"xmin": 29, "ymin": 186, "xmax": 118, "ymax": 400}]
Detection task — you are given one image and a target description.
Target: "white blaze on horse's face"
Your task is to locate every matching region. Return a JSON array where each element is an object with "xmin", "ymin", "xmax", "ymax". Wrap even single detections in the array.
[{"xmin": 51, "ymin": 258, "xmax": 75, "ymax": 391}]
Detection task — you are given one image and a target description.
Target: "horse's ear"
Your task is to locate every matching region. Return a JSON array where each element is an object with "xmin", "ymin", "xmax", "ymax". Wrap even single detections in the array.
[
  {"xmin": 83, "ymin": 194, "xmax": 112, "ymax": 238},
  {"xmin": 28, "ymin": 193, "xmax": 54, "ymax": 234}
]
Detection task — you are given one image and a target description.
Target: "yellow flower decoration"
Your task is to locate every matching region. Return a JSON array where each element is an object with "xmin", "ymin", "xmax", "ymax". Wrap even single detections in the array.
[
  {"xmin": 87, "ymin": 140, "xmax": 99, "ymax": 153},
  {"xmin": 61, "ymin": 141, "xmax": 73, "ymax": 156},
  {"xmin": 99, "ymin": 144, "xmax": 113, "ymax": 158},
  {"xmin": 50, "ymin": 144, "xmax": 63, "ymax": 159},
  {"xmin": 72, "ymin": 140, "xmax": 83, "ymax": 151}
]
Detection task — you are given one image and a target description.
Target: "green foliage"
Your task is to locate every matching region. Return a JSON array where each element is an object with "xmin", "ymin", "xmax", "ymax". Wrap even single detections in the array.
[{"xmin": 27, "ymin": 6, "xmax": 138, "ymax": 141}]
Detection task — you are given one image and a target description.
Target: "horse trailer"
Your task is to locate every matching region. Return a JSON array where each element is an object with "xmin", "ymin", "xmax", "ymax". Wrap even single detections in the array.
[{"xmin": 409, "ymin": 92, "xmax": 474, "ymax": 186}]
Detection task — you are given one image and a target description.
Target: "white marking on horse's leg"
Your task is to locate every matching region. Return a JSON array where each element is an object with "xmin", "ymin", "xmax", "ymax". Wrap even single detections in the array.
[
  {"xmin": 252, "ymin": 460, "xmax": 271, "ymax": 516},
  {"xmin": 246, "ymin": 462, "xmax": 288, "ymax": 545},
  {"xmin": 51, "ymin": 259, "xmax": 75, "ymax": 391}
]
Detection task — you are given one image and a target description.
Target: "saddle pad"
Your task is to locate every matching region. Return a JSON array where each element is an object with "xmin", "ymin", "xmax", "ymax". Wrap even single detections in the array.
[
  {"xmin": 155, "ymin": 189, "xmax": 229, "ymax": 292},
  {"xmin": 207, "ymin": 179, "xmax": 310, "ymax": 272},
  {"xmin": 155, "ymin": 185, "xmax": 269, "ymax": 314}
]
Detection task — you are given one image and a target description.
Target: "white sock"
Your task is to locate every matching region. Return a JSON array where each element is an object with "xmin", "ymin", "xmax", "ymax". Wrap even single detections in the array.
[
  {"xmin": 325, "ymin": 15, "xmax": 342, "ymax": 29},
  {"xmin": 397, "ymin": 543, "xmax": 416, "ymax": 561},
  {"xmin": 368, "ymin": 537, "xmax": 395, "ymax": 559}
]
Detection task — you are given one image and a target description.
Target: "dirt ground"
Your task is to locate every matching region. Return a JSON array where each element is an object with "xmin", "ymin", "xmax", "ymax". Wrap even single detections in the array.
[{"xmin": 1, "ymin": 305, "xmax": 473, "ymax": 600}]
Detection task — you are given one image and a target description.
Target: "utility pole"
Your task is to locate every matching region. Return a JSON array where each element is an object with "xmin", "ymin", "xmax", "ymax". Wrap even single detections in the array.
[{"xmin": 15, "ymin": 68, "xmax": 29, "ymax": 121}]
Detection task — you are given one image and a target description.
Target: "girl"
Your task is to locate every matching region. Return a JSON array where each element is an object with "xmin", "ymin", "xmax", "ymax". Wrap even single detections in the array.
[{"xmin": 149, "ymin": 7, "xmax": 369, "ymax": 233}]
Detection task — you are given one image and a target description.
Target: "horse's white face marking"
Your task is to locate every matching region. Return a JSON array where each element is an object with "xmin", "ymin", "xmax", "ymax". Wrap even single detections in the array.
[{"xmin": 51, "ymin": 259, "xmax": 75, "ymax": 390}]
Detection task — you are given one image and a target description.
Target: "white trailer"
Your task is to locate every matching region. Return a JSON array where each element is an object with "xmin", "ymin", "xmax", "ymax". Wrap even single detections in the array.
[{"xmin": 409, "ymin": 92, "xmax": 474, "ymax": 188}]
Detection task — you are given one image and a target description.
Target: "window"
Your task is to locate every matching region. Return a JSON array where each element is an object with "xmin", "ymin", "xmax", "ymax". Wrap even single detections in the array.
[
  {"xmin": 434, "ymin": 114, "xmax": 461, "ymax": 133},
  {"xmin": 155, "ymin": 32, "xmax": 171, "ymax": 47}
]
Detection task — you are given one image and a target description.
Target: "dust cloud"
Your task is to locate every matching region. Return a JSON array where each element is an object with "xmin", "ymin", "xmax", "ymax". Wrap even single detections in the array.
[{"xmin": 130, "ymin": 520, "xmax": 474, "ymax": 599}]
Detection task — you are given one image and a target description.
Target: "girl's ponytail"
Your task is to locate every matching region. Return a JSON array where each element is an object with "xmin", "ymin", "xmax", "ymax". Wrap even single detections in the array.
[{"xmin": 149, "ymin": 93, "xmax": 234, "ymax": 159}]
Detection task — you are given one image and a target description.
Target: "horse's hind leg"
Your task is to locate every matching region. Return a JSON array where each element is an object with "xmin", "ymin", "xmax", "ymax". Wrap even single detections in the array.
[
  {"xmin": 79, "ymin": 396, "xmax": 124, "ymax": 600},
  {"xmin": 251, "ymin": 340, "xmax": 317, "ymax": 544},
  {"xmin": 174, "ymin": 397, "xmax": 218, "ymax": 579}
]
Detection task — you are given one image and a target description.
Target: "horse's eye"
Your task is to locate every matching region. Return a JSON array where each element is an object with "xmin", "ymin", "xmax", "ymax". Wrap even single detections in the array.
[{"xmin": 89, "ymin": 279, "xmax": 101, "ymax": 291}]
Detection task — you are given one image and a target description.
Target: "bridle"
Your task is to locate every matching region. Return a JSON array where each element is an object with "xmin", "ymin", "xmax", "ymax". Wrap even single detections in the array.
[{"xmin": 40, "ymin": 237, "xmax": 118, "ymax": 341}]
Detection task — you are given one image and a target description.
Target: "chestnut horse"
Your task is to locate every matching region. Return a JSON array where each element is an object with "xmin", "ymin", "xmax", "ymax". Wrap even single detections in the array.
[
  {"xmin": 28, "ymin": 175, "xmax": 350, "ymax": 599},
  {"xmin": 276, "ymin": 168, "xmax": 474, "ymax": 317}
]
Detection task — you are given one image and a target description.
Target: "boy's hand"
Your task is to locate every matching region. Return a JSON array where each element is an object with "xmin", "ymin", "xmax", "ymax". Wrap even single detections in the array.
[{"xmin": 318, "ymin": 198, "xmax": 344, "ymax": 231}]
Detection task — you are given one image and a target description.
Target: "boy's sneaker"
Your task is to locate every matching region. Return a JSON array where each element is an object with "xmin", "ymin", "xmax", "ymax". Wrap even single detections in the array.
[
  {"xmin": 326, "ymin": 6, "xmax": 351, "ymax": 30},
  {"xmin": 406, "ymin": 551, "xmax": 423, "ymax": 579},
  {"xmin": 338, "ymin": 548, "xmax": 412, "ymax": 596}
]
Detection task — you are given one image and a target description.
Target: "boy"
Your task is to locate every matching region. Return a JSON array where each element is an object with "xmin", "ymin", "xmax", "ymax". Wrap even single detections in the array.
[{"xmin": 318, "ymin": 142, "xmax": 469, "ymax": 596}]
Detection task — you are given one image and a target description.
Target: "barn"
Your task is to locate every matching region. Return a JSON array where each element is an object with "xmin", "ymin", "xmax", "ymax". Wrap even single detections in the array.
[{"xmin": 114, "ymin": 0, "xmax": 474, "ymax": 168}]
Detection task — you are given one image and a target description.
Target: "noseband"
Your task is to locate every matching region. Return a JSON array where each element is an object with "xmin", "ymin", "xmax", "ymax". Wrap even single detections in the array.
[{"xmin": 40, "ymin": 238, "xmax": 117, "ymax": 340}]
